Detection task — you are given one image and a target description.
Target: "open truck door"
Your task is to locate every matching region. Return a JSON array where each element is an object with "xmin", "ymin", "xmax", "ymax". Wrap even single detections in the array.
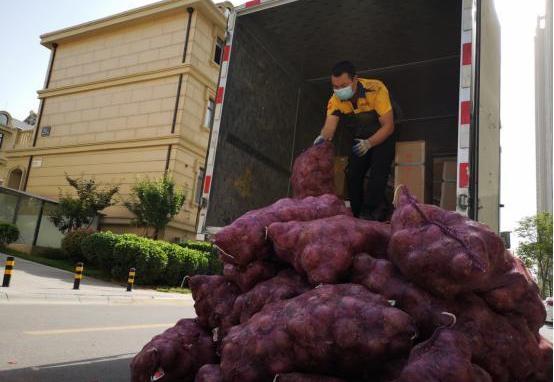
[
  {"xmin": 458, "ymin": 0, "xmax": 501, "ymax": 232},
  {"xmin": 197, "ymin": 0, "xmax": 502, "ymax": 238}
]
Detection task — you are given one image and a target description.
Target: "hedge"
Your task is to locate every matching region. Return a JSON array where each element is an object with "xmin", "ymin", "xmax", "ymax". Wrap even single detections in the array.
[
  {"xmin": 159, "ymin": 242, "xmax": 204, "ymax": 286},
  {"xmin": 81, "ymin": 231, "xmax": 134, "ymax": 269},
  {"xmin": 0, "ymin": 222, "xmax": 19, "ymax": 247},
  {"xmin": 61, "ymin": 229, "xmax": 93, "ymax": 262},
  {"xmin": 77, "ymin": 232, "xmax": 218, "ymax": 285},
  {"xmin": 112, "ymin": 236, "xmax": 168, "ymax": 284},
  {"xmin": 179, "ymin": 240, "xmax": 222, "ymax": 275}
]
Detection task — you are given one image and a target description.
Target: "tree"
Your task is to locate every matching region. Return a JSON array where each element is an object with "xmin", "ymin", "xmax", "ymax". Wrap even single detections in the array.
[
  {"xmin": 50, "ymin": 175, "xmax": 119, "ymax": 233},
  {"xmin": 124, "ymin": 176, "xmax": 186, "ymax": 239},
  {"xmin": 515, "ymin": 212, "xmax": 553, "ymax": 298}
]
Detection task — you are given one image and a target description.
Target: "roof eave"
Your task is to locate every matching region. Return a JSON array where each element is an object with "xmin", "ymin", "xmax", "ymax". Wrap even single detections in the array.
[{"xmin": 40, "ymin": 0, "xmax": 228, "ymax": 48}]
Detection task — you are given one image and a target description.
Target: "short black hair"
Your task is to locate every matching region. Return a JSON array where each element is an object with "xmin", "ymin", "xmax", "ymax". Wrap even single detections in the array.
[{"xmin": 331, "ymin": 61, "xmax": 356, "ymax": 78}]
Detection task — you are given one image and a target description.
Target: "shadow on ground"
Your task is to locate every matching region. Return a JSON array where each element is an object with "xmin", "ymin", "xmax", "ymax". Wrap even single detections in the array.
[
  {"xmin": 0, "ymin": 354, "xmax": 133, "ymax": 382},
  {"xmin": 0, "ymin": 253, "xmax": 116, "ymax": 288}
]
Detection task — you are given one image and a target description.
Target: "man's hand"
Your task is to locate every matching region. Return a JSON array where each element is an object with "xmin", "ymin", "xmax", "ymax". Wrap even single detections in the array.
[
  {"xmin": 313, "ymin": 135, "xmax": 326, "ymax": 145},
  {"xmin": 353, "ymin": 138, "xmax": 372, "ymax": 157}
]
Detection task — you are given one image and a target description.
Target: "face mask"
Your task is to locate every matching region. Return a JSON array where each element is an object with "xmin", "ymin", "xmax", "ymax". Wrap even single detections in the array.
[{"xmin": 334, "ymin": 83, "xmax": 355, "ymax": 101}]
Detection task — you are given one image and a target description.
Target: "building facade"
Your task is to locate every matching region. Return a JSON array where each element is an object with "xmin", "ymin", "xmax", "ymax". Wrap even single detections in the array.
[
  {"xmin": 3, "ymin": 0, "xmax": 229, "ymax": 241},
  {"xmin": 0, "ymin": 111, "xmax": 35, "ymax": 189},
  {"xmin": 535, "ymin": 0, "xmax": 553, "ymax": 214}
]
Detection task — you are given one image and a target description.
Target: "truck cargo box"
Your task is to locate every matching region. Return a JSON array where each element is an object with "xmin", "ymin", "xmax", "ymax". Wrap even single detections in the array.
[{"xmin": 197, "ymin": 0, "xmax": 501, "ymax": 236}]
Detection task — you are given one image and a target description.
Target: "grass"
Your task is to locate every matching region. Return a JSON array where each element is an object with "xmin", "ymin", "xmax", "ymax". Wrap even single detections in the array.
[
  {"xmin": 156, "ymin": 287, "xmax": 191, "ymax": 294},
  {"xmin": 1, "ymin": 247, "xmax": 114, "ymax": 283}
]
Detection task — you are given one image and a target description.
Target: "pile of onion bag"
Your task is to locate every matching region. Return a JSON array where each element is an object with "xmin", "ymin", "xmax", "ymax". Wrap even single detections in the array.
[{"xmin": 131, "ymin": 143, "xmax": 552, "ymax": 382}]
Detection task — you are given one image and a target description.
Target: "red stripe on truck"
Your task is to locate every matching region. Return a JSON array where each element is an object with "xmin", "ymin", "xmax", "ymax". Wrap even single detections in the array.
[
  {"xmin": 245, "ymin": 0, "xmax": 261, "ymax": 7},
  {"xmin": 462, "ymin": 43, "xmax": 472, "ymax": 65},
  {"xmin": 459, "ymin": 163, "xmax": 469, "ymax": 188},
  {"xmin": 203, "ymin": 175, "xmax": 212, "ymax": 194},
  {"xmin": 215, "ymin": 87, "xmax": 224, "ymax": 104},
  {"xmin": 460, "ymin": 101, "xmax": 471, "ymax": 125},
  {"xmin": 223, "ymin": 45, "xmax": 231, "ymax": 62}
]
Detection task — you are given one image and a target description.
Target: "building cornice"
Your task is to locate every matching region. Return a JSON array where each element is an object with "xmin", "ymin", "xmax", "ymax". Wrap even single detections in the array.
[
  {"xmin": 37, "ymin": 63, "xmax": 217, "ymax": 99},
  {"xmin": 4, "ymin": 135, "xmax": 206, "ymax": 158},
  {"xmin": 40, "ymin": 0, "xmax": 227, "ymax": 48}
]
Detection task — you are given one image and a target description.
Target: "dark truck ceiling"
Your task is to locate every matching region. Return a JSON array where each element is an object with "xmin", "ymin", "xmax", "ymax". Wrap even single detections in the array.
[
  {"xmin": 240, "ymin": 0, "xmax": 462, "ymax": 80},
  {"xmin": 205, "ymin": 0, "xmax": 462, "ymax": 227}
]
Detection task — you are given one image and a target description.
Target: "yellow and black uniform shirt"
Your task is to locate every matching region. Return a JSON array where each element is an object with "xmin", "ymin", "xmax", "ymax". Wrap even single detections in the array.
[
  {"xmin": 327, "ymin": 78, "xmax": 393, "ymax": 140},
  {"xmin": 327, "ymin": 78, "xmax": 392, "ymax": 118}
]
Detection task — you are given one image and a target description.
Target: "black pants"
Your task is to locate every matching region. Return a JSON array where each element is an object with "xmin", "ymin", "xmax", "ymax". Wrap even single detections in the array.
[{"xmin": 347, "ymin": 136, "xmax": 395, "ymax": 218}]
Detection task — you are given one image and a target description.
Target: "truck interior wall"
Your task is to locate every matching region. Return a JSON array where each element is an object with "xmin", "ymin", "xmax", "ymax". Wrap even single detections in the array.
[{"xmin": 206, "ymin": 18, "xmax": 320, "ymax": 226}]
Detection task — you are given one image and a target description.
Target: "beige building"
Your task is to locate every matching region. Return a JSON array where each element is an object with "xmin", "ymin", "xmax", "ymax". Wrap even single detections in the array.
[
  {"xmin": 3, "ymin": 0, "xmax": 229, "ymax": 241},
  {"xmin": 0, "ymin": 111, "xmax": 36, "ymax": 189}
]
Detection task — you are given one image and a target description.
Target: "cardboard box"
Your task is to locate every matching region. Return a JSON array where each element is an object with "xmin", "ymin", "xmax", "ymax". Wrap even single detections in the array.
[
  {"xmin": 395, "ymin": 141, "xmax": 426, "ymax": 165},
  {"xmin": 334, "ymin": 156, "xmax": 348, "ymax": 199},
  {"xmin": 431, "ymin": 156, "xmax": 456, "ymax": 206},
  {"xmin": 440, "ymin": 181, "xmax": 457, "ymax": 210},
  {"xmin": 442, "ymin": 160, "xmax": 457, "ymax": 182},
  {"xmin": 394, "ymin": 165, "xmax": 425, "ymax": 202}
]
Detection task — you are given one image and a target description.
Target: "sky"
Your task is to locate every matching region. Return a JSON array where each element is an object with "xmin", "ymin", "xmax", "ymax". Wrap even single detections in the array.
[{"xmin": 0, "ymin": 0, "xmax": 548, "ymax": 247}]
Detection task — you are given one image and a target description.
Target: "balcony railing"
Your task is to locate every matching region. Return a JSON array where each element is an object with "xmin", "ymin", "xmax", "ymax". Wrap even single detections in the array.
[{"xmin": 14, "ymin": 130, "xmax": 33, "ymax": 148}]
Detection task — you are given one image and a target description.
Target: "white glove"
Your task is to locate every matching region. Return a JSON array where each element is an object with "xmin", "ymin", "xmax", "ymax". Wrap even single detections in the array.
[
  {"xmin": 353, "ymin": 138, "xmax": 372, "ymax": 157},
  {"xmin": 313, "ymin": 135, "xmax": 326, "ymax": 145}
]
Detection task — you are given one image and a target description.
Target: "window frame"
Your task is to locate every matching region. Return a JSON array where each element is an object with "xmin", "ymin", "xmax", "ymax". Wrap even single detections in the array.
[
  {"xmin": 213, "ymin": 37, "xmax": 224, "ymax": 65},
  {"xmin": 0, "ymin": 113, "xmax": 8, "ymax": 127},
  {"xmin": 194, "ymin": 167, "xmax": 205, "ymax": 206},
  {"xmin": 204, "ymin": 97, "xmax": 216, "ymax": 129}
]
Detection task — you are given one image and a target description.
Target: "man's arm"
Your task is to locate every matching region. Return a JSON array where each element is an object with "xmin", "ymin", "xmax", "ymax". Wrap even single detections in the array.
[
  {"xmin": 318, "ymin": 114, "xmax": 340, "ymax": 141},
  {"xmin": 368, "ymin": 110, "xmax": 394, "ymax": 147},
  {"xmin": 314, "ymin": 114, "xmax": 339, "ymax": 144}
]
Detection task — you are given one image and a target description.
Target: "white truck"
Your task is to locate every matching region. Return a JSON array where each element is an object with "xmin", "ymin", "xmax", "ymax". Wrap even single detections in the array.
[{"xmin": 196, "ymin": 0, "xmax": 501, "ymax": 238}]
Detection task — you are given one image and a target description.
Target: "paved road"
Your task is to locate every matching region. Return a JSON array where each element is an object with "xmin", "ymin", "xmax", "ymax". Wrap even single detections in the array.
[{"xmin": 0, "ymin": 303, "xmax": 195, "ymax": 382}]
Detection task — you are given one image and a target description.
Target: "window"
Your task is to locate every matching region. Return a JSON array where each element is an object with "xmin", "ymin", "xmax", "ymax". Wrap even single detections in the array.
[
  {"xmin": 0, "ymin": 133, "xmax": 3, "ymax": 149},
  {"xmin": 213, "ymin": 37, "xmax": 224, "ymax": 65},
  {"xmin": 0, "ymin": 113, "xmax": 8, "ymax": 127},
  {"xmin": 41, "ymin": 126, "xmax": 51, "ymax": 137},
  {"xmin": 195, "ymin": 168, "xmax": 205, "ymax": 205},
  {"xmin": 204, "ymin": 98, "xmax": 215, "ymax": 129}
]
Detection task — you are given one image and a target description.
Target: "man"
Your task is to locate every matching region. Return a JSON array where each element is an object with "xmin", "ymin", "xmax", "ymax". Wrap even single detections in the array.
[{"xmin": 315, "ymin": 61, "xmax": 396, "ymax": 220}]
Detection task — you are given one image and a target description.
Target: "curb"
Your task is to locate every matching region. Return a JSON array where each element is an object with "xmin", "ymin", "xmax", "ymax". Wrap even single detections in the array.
[{"xmin": 0, "ymin": 291, "xmax": 193, "ymax": 306}]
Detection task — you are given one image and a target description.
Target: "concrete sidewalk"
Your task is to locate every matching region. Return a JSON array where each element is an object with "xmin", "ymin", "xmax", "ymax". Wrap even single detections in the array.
[{"xmin": 0, "ymin": 253, "xmax": 193, "ymax": 305}]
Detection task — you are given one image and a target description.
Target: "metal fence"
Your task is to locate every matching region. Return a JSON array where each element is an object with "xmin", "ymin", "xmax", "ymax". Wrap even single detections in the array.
[{"xmin": 0, "ymin": 186, "xmax": 64, "ymax": 249}]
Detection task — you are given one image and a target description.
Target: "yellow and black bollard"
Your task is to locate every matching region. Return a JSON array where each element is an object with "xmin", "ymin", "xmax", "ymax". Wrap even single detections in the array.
[
  {"xmin": 2, "ymin": 256, "xmax": 15, "ymax": 287},
  {"xmin": 73, "ymin": 262, "xmax": 84, "ymax": 290},
  {"xmin": 127, "ymin": 267, "xmax": 135, "ymax": 292}
]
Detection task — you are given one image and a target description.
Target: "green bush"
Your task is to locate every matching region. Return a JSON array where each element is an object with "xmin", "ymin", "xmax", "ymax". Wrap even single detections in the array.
[
  {"xmin": 81, "ymin": 231, "xmax": 120, "ymax": 270},
  {"xmin": 78, "ymin": 231, "xmax": 218, "ymax": 285},
  {"xmin": 180, "ymin": 240, "xmax": 213, "ymax": 252},
  {"xmin": 0, "ymin": 222, "xmax": 19, "ymax": 247},
  {"xmin": 158, "ymin": 242, "xmax": 203, "ymax": 286},
  {"xmin": 178, "ymin": 240, "xmax": 222, "ymax": 275},
  {"xmin": 112, "ymin": 236, "xmax": 168, "ymax": 284},
  {"xmin": 61, "ymin": 229, "xmax": 93, "ymax": 262},
  {"xmin": 109, "ymin": 233, "xmax": 142, "ymax": 279}
]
